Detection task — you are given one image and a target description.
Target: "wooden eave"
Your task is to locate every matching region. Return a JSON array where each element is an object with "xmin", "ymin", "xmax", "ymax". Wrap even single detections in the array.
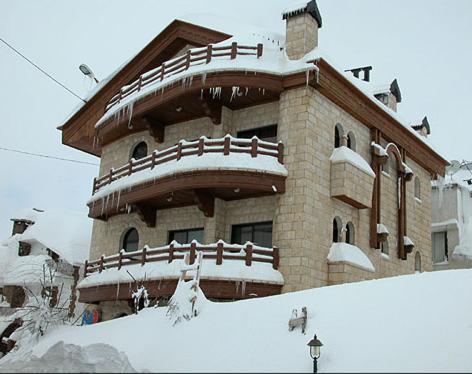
[
  {"xmin": 59, "ymin": 20, "xmax": 231, "ymax": 156},
  {"xmin": 314, "ymin": 58, "xmax": 448, "ymax": 176}
]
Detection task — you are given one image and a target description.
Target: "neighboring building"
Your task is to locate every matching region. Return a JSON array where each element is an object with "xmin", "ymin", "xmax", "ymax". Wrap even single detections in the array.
[
  {"xmin": 431, "ymin": 162, "xmax": 472, "ymax": 270},
  {"xmin": 58, "ymin": 1, "xmax": 448, "ymax": 320},
  {"xmin": 0, "ymin": 208, "xmax": 92, "ymax": 351}
]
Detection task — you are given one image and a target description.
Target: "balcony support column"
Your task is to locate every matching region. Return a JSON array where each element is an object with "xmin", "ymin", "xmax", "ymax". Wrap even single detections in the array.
[{"xmin": 203, "ymin": 198, "xmax": 226, "ymax": 244}]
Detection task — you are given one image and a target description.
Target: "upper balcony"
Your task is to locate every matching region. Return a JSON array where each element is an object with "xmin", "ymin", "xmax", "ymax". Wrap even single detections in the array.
[{"xmin": 88, "ymin": 135, "xmax": 287, "ymax": 224}]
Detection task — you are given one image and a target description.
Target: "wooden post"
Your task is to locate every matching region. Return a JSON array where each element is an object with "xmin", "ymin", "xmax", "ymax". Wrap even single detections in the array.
[
  {"xmin": 277, "ymin": 142, "xmax": 284, "ymax": 164},
  {"xmin": 160, "ymin": 63, "xmax": 165, "ymax": 81},
  {"xmin": 251, "ymin": 138, "xmax": 258, "ymax": 158},
  {"xmin": 108, "ymin": 169, "xmax": 113, "ymax": 184},
  {"xmin": 128, "ymin": 159, "xmax": 133, "ymax": 176},
  {"xmin": 272, "ymin": 247, "xmax": 279, "ymax": 269},
  {"xmin": 216, "ymin": 242, "xmax": 223, "ymax": 265},
  {"xmin": 138, "ymin": 76, "xmax": 143, "ymax": 91},
  {"xmin": 245, "ymin": 243, "xmax": 253, "ymax": 266},
  {"xmin": 92, "ymin": 177, "xmax": 97, "ymax": 194},
  {"xmin": 230, "ymin": 42, "xmax": 237, "ymax": 59},
  {"xmin": 223, "ymin": 136, "xmax": 230, "ymax": 155},
  {"xmin": 176, "ymin": 141, "xmax": 182, "ymax": 161},
  {"xmin": 168, "ymin": 243, "xmax": 174, "ymax": 263},
  {"xmin": 206, "ymin": 45, "xmax": 212, "ymax": 64},
  {"xmin": 141, "ymin": 246, "xmax": 147, "ymax": 266},
  {"xmin": 99, "ymin": 256, "xmax": 104, "ymax": 273},
  {"xmin": 198, "ymin": 138, "xmax": 204, "ymax": 156},
  {"xmin": 118, "ymin": 251, "xmax": 123, "ymax": 270},
  {"xmin": 150, "ymin": 150, "xmax": 156, "ymax": 169},
  {"xmin": 256, "ymin": 43, "xmax": 263, "ymax": 58},
  {"xmin": 186, "ymin": 50, "xmax": 191, "ymax": 69},
  {"xmin": 190, "ymin": 242, "xmax": 196, "ymax": 265},
  {"xmin": 83, "ymin": 260, "xmax": 88, "ymax": 277}
]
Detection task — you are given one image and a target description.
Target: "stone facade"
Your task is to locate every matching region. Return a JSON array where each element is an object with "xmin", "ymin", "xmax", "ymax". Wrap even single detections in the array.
[{"xmin": 285, "ymin": 13, "xmax": 319, "ymax": 60}]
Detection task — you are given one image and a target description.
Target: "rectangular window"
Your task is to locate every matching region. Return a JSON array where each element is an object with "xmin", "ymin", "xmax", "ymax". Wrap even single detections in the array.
[
  {"xmin": 432, "ymin": 231, "xmax": 448, "ymax": 263},
  {"xmin": 237, "ymin": 124, "xmax": 277, "ymax": 143},
  {"xmin": 231, "ymin": 221, "xmax": 273, "ymax": 247},
  {"xmin": 168, "ymin": 228, "xmax": 204, "ymax": 244}
]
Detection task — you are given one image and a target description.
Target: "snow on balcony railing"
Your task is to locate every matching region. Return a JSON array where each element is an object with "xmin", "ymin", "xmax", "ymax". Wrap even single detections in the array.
[
  {"xmin": 105, "ymin": 42, "xmax": 263, "ymax": 113},
  {"xmin": 84, "ymin": 240, "xmax": 280, "ymax": 279},
  {"xmin": 92, "ymin": 135, "xmax": 284, "ymax": 195}
]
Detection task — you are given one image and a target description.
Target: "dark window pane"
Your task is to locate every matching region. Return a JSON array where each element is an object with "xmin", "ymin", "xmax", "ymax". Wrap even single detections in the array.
[
  {"xmin": 132, "ymin": 142, "xmax": 148, "ymax": 160},
  {"xmin": 169, "ymin": 228, "xmax": 204, "ymax": 244},
  {"xmin": 253, "ymin": 222, "xmax": 272, "ymax": 247},
  {"xmin": 237, "ymin": 125, "xmax": 277, "ymax": 143},
  {"xmin": 123, "ymin": 228, "xmax": 139, "ymax": 252},
  {"xmin": 231, "ymin": 222, "xmax": 273, "ymax": 247},
  {"xmin": 187, "ymin": 229, "xmax": 204, "ymax": 243}
]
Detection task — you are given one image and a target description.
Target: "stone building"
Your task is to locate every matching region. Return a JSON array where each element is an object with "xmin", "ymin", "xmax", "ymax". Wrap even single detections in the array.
[{"xmin": 58, "ymin": 1, "xmax": 448, "ymax": 320}]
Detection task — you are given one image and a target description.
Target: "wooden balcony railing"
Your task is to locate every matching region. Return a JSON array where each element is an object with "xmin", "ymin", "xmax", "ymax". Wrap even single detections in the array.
[
  {"xmin": 105, "ymin": 42, "xmax": 264, "ymax": 113},
  {"xmin": 83, "ymin": 241, "xmax": 280, "ymax": 278},
  {"xmin": 92, "ymin": 136, "xmax": 284, "ymax": 194}
]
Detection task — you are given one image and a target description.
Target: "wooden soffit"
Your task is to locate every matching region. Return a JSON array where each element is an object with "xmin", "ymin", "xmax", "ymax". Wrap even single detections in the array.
[
  {"xmin": 59, "ymin": 20, "xmax": 232, "ymax": 157},
  {"xmin": 313, "ymin": 58, "xmax": 448, "ymax": 176}
]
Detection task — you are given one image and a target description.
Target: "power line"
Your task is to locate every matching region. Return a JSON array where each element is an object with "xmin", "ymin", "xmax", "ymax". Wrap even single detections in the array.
[
  {"xmin": 0, "ymin": 37, "xmax": 86, "ymax": 103},
  {"xmin": 0, "ymin": 147, "xmax": 99, "ymax": 166}
]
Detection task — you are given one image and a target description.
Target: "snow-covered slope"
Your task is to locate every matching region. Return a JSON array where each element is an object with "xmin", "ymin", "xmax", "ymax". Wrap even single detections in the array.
[{"xmin": 3, "ymin": 270, "xmax": 471, "ymax": 372}]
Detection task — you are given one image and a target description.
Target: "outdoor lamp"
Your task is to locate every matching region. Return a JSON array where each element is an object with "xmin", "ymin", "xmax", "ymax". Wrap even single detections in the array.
[
  {"xmin": 79, "ymin": 63, "xmax": 99, "ymax": 83},
  {"xmin": 307, "ymin": 334, "xmax": 323, "ymax": 373}
]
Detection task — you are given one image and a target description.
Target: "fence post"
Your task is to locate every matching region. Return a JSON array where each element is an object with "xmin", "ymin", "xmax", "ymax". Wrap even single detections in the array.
[
  {"xmin": 168, "ymin": 243, "xmax": 174, "ymax": 263},
  {"xmin": 83, "ymin": 260, "xmax": 88, "ymax": 278},
  {"xmin": 160, "ymin": 63, "xmax": 165, "ymax": 81},
  {"xmin": 118, "ymin": 251, "xmax": 123, "ymax": 270},
  {"xmin": 245, "ymin": 243, "xmax": 253, "ymax": 266},
  {"xmin": 99, "ymin": 255, "xmax": 104, "ymax": 273},
  {"xmin": 231, "ymin": 42, "xmax": 237, "ymax": 59},
  {"xmin": 151, "ymin": 150, "xmax": 156, "ymax": 170},
  {"xmin": 108, "ymin": 169, "xmax": 113, "ymax": 184},
  {"xmin": 186, "ymin": 50, "xmax": 191, "ymax": 69},
  {"xmin": 216, "ymin": 242, "xmax": 223, "ymax": 265},
  {"xmin": 198, "ymin": 137, "xmax": 204, "ymax": 156},
  {"xmin": 128, "ymin": 159, "xmax": 133, "ymax": 176},
  {"xmin": 177, "ymin": 141, "xmax": 182, "ymax": 160},
  {"xmin": 257, "ymin": 43, "xmax": 263, "ymax": 58},
  {"xmin": 251, "ymin": 137, "xmax": 258, "ymax": 158},
  {"xmin": 190, "ymin": 242, "xmax": 196, "ymax": 265},
  {"xmin": 92, "ymin": 177, "xmax": 97, "ymax": 195},
  {"xmin": 141, "ymin": 246, "xmax": 147, "ymax": 266},
  {"xmin": 223, "ymin": 136, "xmax": 230, "ymax": 155},
  {"xmin": 272, "ymin": 246, "xmax": 279, "ymax": 270},
  {"xmin": 206, "ymin": 45, "xmax": 212, "ymax": 64},
  {"xmin": 277, "ymin": 142, "xmax": 284, "ymax": 164},
  {"xmin": 138, "ymin": 76, "xmax": 143, "ymax": 91}
]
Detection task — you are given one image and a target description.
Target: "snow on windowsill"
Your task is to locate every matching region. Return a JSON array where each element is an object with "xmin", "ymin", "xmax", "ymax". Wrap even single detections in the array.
[
  {"xmin": 381, "ymin": 170, "xmax": 391, "ymax": 178},
  {"xmin": 330, "ymin": 146, "xmax": 375, "ymax": 178},
  {"xmin": 377, "ymin": 224, "xmax": 389, "ymax": 235},
  {"xmin": 89, "ymin": 151, "xmax": 287, "ymax": 203},
  {"xmin": 78, "ymin": 258, "xmax": 284, "ymax": 289},
  {"xmin": 380, "ymin": 252, "xmax": 390, "ymax": 261},
  {"xmin": 327, "ymin": 242, "xmax": 375, "ymax": 273},
  {"xmin": 414, "ymin": 197, "xmax": 422, "ymax": 204}
]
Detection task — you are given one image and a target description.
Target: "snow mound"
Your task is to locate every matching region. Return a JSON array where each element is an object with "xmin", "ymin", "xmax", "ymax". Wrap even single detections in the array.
[
  {"xmin": 0, "ymin": 341, "xmax": 136, "ymax": 373},
  {"xmin": 329, "ymin": 146, "xmax": 375, "ymax": 177},
  {"xmin": 327, "ymin": 242, "xmax": 375, "ymax": 272}
]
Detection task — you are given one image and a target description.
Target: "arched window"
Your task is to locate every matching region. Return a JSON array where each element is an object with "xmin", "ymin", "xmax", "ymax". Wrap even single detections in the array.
[
  {"xmin": 414, "ymin": 177, "xmax": 421, "ymax": 199},
  {"xmin": 415, "ymin": 252, "xmax": 422, "ymax": 273},
  {"xmin": 334, "ymin": 124, "xmax": 344, "ymax": 148},
  {"xmin": 347, "ymin": 132, "xmax": 356, "ymax": 151},
  {"xmin": 345, "ymin": 222, "xmax": 355, "ymax": 245},
  {"xmin": 122, "ymin": 228, "xmax": 139, "ymax": 252},
  {"xmin": 131, "ymin": 141, "xmax": 148, "ymax": 160},
  {"xmin": 333, "ymin": 217, "xmax": 342, "ymax": 243}
]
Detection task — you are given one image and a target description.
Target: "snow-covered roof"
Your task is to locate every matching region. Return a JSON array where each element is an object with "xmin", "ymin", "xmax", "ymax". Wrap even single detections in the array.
[
  {"xmin": 327, "ymin": 242, "xmax": 375, "ymax": 272},
  {"xmin": 10, "ymin": 208, "xmax": 42, "ymax": 223},
  {"xmin": 329, "ymin": 146, "xmax": 375, "ymax": 177},
  {"xmin": 18, "ymin": 209, "xmax": 92, "ymax": 266}
]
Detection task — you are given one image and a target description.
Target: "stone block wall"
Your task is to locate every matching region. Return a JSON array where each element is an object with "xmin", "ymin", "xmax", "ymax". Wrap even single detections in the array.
[
  {"xmin": 327, "ymin": 262, "xmax": 375, "ymax": 286},
  {"xmin": 285, "ymin": 13, "xmax": 318, "ymax": 60}
]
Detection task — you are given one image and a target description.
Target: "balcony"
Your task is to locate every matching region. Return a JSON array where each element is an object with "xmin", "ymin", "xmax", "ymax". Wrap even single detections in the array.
[
  {"xmin": 330, "ymin": 146, "xmax": 375, "ymax": 209},
  {"xmin": 78, "ymin": 240, "xmax": 284, "ymax": 302},
  {"xmin": 88, "ymin": 136, "xmax": 287, "ymax": 224}
]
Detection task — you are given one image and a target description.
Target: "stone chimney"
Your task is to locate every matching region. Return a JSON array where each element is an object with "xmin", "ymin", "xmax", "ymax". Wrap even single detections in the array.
[
  {"xmin": 283, "ymin": 0, "xmax": 322, "ymax": 60},
  {"xmin": 411, "ymin": 116, "xmax": 431, "ymax": 138},
  {"xmin": 373, "ymin": 79, "xmax": 402, "ymax": 112}
]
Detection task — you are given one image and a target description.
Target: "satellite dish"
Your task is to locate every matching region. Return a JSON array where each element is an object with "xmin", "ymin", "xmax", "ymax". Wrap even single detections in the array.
[{"xmin": 446, "ymin": 160, "xmax": 461, "ymax": 176}]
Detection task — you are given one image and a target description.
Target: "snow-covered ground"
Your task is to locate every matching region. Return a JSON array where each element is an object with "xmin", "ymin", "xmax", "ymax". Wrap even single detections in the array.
[{"xmin": 1, "ymin": 270, "xmax": 472, "ymax": 372}]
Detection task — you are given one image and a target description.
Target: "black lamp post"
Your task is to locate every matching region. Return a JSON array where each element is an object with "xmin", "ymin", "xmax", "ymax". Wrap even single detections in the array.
[{"xmin": 307, "ymin": 334, "xmax": 323, "ymax": 373}]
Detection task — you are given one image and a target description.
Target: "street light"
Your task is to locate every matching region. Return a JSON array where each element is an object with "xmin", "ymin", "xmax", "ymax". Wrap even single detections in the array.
[
  {"xmin": 307, "ymin": 334, "xmax": 323, "ymax": 373},
  {"xmin": 79, "ymin": 63, "xmax": 99, "ymax": 83}
]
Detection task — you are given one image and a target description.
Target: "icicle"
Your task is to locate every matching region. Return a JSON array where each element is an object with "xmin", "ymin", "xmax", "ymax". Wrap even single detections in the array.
[
  {"xmin": 117, "ymin": 190, "xmax": 121, "ymax": 211},
  {"xmin": 305, "ymin": 69, "xmax": 310, "ymax": 87},
  {"xmin": 262, "ymin": 88, "xmax": 265, "ymax": 95},
  {"xmin": 272, "ymin": 185, "xmax": 277, "ymax": 192},
  {"xmin": 245, "ymin": 87, "xmax": 249, "ymax": 96},
  {"xmin": 241, "ymin": 280, "xmax": 246, "ymax": 296},
  {"xmin": 127, "ymin": 102, "xmax": 134, "ymax": 129},
  {"xmin": 189, "ymin": 75, "xmax": 193, "ymax": 87},
  {"xmin": 201, "ymin": 72, "xmax": 207, "ymax": 86},
  {"xmin": 200, "ymin": 88, "xmax": 204, "ymax": 99}
]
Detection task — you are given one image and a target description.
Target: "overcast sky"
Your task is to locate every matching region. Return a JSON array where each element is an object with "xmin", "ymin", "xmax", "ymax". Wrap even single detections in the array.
[{"xmin": 1, "ymin": 0, "xmax": 471, "ymax": 240}]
